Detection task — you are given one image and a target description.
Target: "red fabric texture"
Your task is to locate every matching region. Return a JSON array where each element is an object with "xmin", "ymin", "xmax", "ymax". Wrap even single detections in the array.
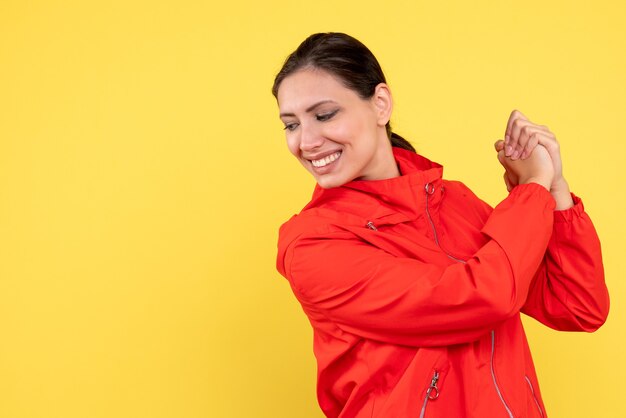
[{"xmin": 276, "ymin": 147, "xmax": 609, "ymax": 418}]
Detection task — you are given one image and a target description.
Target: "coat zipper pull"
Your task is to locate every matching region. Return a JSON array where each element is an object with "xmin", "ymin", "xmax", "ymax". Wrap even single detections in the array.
[
  {"xmin": 366, "ymin": 221, "xmax": 378, "ymax": 231},
  {"xmin": 426, "ymin": 370, "xmax": 440, "ymax": 400},
  {"xmin": 419, "ymin": 370, "xmax": 441, "ymax": 418}
]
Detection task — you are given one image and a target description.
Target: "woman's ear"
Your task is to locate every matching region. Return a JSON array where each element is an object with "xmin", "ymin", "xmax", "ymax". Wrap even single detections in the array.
[{"xmin": 372, "ymin": 83, "xmax": 393, "ymax": 126}]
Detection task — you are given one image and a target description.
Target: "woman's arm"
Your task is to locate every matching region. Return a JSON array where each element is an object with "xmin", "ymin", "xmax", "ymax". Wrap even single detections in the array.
[
  {"xmin": 278, "ymin": 182, "xmax": 556, "ymax": 348},
  {"xmin": 497, "ymin": 110, "xmax": 609, "ymax": 330},
  {"xmin": 521, "ymin": 195, "xmax": 610, "ymax": 331}
]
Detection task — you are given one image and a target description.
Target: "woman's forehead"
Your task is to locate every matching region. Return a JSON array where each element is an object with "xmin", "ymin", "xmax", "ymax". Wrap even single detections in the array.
[{"xmin": 277, "ymin": 69, "xmax": 357, "ymax": 114}]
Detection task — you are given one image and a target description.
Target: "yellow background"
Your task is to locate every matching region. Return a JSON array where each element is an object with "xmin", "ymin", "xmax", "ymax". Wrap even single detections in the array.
[{"xmin": 1, "ymin": 1, "xmax": 624, "ymax": 417}]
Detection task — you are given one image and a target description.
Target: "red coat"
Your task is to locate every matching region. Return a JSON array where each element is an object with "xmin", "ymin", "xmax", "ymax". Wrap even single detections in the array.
[{"xmin": 276, "ymin": 147, "xmax": 609, "ymax": 418}]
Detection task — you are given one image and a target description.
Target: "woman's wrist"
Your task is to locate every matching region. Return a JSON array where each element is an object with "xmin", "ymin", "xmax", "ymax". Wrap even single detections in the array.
[{"xmin": 550, "ymin": 177, "xmax": 574, "ymax": 210}]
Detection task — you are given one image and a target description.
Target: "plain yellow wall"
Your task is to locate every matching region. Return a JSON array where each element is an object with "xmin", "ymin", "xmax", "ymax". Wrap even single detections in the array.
[{"xmin": 1, "ymin": 1, "xmax": 624, "ymax": 417}]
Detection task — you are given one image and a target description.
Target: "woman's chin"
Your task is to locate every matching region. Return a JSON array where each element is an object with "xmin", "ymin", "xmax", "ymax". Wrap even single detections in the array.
[{"xmin": 315, "ymin": 173, "xmax": 346, "ymax": 189}]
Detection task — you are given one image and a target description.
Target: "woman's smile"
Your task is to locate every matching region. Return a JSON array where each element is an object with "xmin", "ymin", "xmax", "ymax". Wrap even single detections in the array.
[{"xmin": 310, "ymin": 150, "xmax": 342, "ymax": 168}]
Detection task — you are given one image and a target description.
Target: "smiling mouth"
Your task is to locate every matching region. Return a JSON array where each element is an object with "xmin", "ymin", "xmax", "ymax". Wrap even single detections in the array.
[{"xmin": 310, "ymin": 151, "xmax": 342, "ymax": 168}]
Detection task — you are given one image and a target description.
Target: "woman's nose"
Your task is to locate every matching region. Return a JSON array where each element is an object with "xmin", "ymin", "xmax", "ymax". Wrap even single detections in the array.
[{"xmin": 299, "ymin": 124, "xmax": 324, "ymax": 151}]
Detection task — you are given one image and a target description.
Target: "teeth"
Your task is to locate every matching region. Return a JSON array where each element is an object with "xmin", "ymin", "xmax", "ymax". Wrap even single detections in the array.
[{"xmin": 311, "ymin": 151, "xmax": 341, "ymax": 168}]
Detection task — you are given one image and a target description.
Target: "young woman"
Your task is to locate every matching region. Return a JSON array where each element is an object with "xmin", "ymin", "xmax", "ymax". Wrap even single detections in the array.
[{"xmin": 272, "ymin": 32, "xmax": 609, "ymax": 418}]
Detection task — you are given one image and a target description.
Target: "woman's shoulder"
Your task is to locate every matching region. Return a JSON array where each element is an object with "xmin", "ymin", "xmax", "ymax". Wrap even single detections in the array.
[
  {"xmin": 278, "ymin": 206, "xmax": 363, "ymax": 244},
  {"xmin": 275, "ymin": 207, "xmax": 365, "ymax": 277}
]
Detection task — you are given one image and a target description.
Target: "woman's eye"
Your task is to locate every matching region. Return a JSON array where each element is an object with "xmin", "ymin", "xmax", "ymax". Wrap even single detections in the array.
[
  {"xmin": 316, "ymin": 110, "xmax": 338, "ymax": 122},
  {"xmin": 283, "ymin": 123, "xmax": 299, "ymax": 131}
]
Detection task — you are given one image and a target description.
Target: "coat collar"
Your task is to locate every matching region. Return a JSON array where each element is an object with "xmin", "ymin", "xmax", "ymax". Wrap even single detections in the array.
[{"xmin": 301, "ymin": 147, "xmax": 444, "ymax": 225}]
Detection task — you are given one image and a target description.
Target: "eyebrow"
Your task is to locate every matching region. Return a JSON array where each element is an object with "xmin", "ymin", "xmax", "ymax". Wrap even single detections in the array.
[{"xmin": 279, "ymin": 100, "xmax": 337, "ymax": 118}]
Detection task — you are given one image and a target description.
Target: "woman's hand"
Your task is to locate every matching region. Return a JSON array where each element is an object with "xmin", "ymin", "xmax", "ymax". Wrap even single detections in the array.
[
  {"xmin": 496, "ymin": 110, "xmax": 574, "ymax": 210},
  {"xmin": 495, "ymin": 141, "xmax": 554, "ymax": 191}
]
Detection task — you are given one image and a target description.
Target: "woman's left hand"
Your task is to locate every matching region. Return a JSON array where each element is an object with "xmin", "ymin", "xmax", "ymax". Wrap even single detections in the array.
[{"xmin": 495, "ymin": 110, "xmax": 574, "ymax": 210}]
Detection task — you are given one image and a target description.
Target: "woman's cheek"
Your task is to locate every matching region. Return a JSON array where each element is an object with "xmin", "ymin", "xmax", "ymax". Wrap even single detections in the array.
[{"xmin": 286, "ymin": 135, "xmax": 301, "ymax": 158}]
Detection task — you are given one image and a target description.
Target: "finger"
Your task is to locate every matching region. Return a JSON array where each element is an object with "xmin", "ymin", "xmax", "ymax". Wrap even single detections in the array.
[
  {"xmin": 520, "ymin": 131, "xmax": 541, "ymax": 159},
  {"xmin": 505, "ymin": 112, "xmax": 555, "ymax": 158},
  {"xmin": 510, "ymin": 121, "xmax": 530, "ymax": 159},
  {"xmin": 509, "ymin": 119, "xmax": 532, "ymax": 145},
  {"xmin": 534, "ymin": 133, "xmax": 563, "ymax": 177},
  {"xmin": 494, "ymin": 139, "xmax": 505, "ymax": 152},
  {"xmin": 505, "ymin": 115, "xmax": 532, "ymax": 157},
  {"xmin": 509, "ymin": 115, "xmax": 552, "ymax": 148},
  {"xmin": 505, "ymin": 109, "xmax": 529, "ymax": 141},
  {"xmin": 534, "ymin": 130, "xmax": 559, "ymax": 151},
  {"xmin": 534, "ymin": 124, "xmax": 552, "ymax": 133},
  {"xmin": 497, "ymin": 149, "xmax": 507, "ymax": 165},
  {"xmin": 509, "ymin": 122, "xmax": 548, "ymax": 160},
  {"xmin": 520, "ymin": 130, "xmax": 558, "ymax": 160},
  {"xmin": 523, "ymin": 130, "xmax": 560, "ymax": 163}
]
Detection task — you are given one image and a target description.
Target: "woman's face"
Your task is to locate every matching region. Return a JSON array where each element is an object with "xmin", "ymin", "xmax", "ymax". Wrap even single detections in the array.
[{"xmin": 276, "ymin": 68, "xmax": 396, "ymax": 189}]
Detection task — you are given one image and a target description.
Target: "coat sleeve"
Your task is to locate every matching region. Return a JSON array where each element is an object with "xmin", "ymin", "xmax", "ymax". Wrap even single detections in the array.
[
  {"xmin": 521, "ymin": 194, "xmax": 610, "ymax": 331},
  {"xmin": 278, "ymin": 183, "xmax": 556, "ymax": 347}
]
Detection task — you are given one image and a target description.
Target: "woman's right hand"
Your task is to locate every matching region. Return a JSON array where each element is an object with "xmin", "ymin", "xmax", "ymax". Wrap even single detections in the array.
[{"xmin": 495, "ymin": 140, "xmax": 554, "ymax": 192}]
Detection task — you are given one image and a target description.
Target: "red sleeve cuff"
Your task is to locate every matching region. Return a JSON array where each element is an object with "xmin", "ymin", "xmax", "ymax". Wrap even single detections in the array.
[{"xmin": 553, "ymin": 193, "xmax": 585, "ymax": 223}]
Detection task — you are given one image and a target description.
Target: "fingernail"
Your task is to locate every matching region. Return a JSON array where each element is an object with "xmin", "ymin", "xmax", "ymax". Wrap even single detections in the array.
[
  {"xmin": 512, "ymin": 150, "xmax": 520, "ymax": 159},
  {"xmin": 505, "ymin": 145, "xmax": 513, "ymax": 156}
]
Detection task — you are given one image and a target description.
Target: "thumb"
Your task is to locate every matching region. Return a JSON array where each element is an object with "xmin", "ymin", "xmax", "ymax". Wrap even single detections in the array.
[
  {"xmin": 494, "ymin": 139, "xmax": 505, "ymax": 152},
  {"xmin": 497, "ymin": 149, "xmax": 507, "ymax": 165}
]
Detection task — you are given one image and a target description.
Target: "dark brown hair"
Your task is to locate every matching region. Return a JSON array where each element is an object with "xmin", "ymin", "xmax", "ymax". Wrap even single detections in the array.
[{"xmin": 272, "ymin": 32, "xmax": 415, "ymax": 153}]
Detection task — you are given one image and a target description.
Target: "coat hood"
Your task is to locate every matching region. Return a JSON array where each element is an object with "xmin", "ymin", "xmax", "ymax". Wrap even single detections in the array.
[
  {"xmin": 304, "ymin": 147, "xmax": 444, "ymax": 222},
  {"xmin": 277, "ymin": 147, "xmax": 445, "ymax": 277}
]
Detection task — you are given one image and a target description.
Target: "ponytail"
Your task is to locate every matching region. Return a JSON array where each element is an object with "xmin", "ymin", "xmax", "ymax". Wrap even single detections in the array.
[
  {"xmin": 386, "ymin": 123, "xmax": 416, "ymax": 153},
  {"xmin": 390, "ymin": 132, "xmax": 416, "ymax": 153}
]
